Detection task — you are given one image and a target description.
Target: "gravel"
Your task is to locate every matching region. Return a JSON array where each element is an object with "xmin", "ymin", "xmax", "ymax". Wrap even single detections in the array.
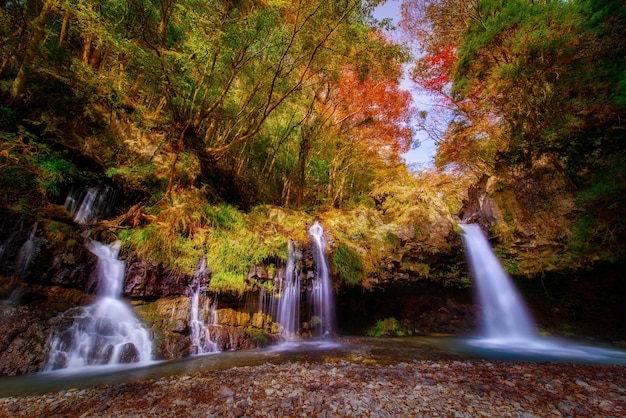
[{"xmin": 1, "ymin": 360, "xmax": 625, "ymax": 417}]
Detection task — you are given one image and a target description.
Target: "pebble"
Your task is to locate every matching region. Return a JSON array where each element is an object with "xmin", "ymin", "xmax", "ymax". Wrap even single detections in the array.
[{"xmin": 0, "ymin": 360, "xmax": 625, "ymax": 417}]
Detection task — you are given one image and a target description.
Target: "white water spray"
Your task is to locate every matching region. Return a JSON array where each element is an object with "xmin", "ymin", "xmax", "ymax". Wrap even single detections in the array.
[
  {"xmin": 309, "ymin": 221, "xmax": 334, "ymax": 337},
  {"xmin": 460, "ymin": 223, "xmax": 626, "ymax": 363},
  {"xmin": 189, "ymin": 257, "xmax": 218, "ymax": 355},
  {"xmin": 460, "ymin": 223, "xmax": 536, "ymax": 342},
  {"xmin": 276, "ymin": 240, "xmax": 302, "ymax": 338},
  {"xmin": 45, "ymin": 241, "xmax": 152, "ymax": 370}
]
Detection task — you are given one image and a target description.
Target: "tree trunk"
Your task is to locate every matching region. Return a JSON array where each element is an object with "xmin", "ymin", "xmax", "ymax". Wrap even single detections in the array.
[
  {"xmin": 11, "ymin": 0, "xmax": 57, "ymax": 98},
  {"xmin": 165, "ymin": 124, "xmax": 191, "ymax": 196}
]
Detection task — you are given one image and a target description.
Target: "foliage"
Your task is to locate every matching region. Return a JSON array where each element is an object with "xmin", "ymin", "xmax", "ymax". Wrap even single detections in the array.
[
  {"xmin": 0, "ymin": 128, "xmax": 80, "ymax": 211},
  {"xmin": 400, "ymin": 0, "xmax": 626, "ymax": 265},
  {"xmin": 332, "ymin": 242, "xmax": 364, "ymax": 286},
  {"xmin": 567, "ymin": 153, "xmax": 626, "ymax": 262},
  {"xmin": 366, "ymin": 317, "xmax": 412, "ymax": 338}
]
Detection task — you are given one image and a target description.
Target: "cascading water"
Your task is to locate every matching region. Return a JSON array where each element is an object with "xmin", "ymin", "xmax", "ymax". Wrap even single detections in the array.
[
  {"xmin": 66, "ymin": 184, "xmax": 116, "ymax": 225},
  {"xmin": 459, "ymin": 223, "xmax": 536, "ymax": 342},
  {"xmin": 13, "ymin": 222, "xmax": 39, "ymax": 279},
  {"xmin": 189, "ymin": 257, "xmax": 218, "ymax": 355},
  {"xmin": 460, "ymin": 223, "xmax": 626, "ymax": 363},
  {"xmin": 309, "ymin": 221, "xmax": 334, "ymax": 337},
  {"xmin": 45, "ymin": 240, "xmax": 152, "ymax": 370},
  {"xmin": 276, "ymin": 240, "xmax": 302, "ymax": 338}
]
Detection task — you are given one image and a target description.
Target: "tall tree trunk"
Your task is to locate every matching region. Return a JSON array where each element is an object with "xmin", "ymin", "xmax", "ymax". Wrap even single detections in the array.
[
  {"xmin": 165, "ymin": 123, "xmax": 191, "ymax": 196},
  {"xmin": 58, "ymin": 7, "xmax": 70, "ymax": 47},
  {"xmin": 11, "ymin": 0, "xmax": 57, "ymax": 98}
]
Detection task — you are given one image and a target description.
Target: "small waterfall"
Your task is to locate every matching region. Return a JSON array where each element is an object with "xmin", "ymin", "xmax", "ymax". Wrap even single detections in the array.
[
  {"xmin": 14, "ymin": 222, "xmax": 39, "ymax": 279},
  {"xmin": 460, "ymin": 223, "xmax": 537, "ymax": 342},
  {"xmin": 66, "ymin": 184, "xmax": 116, "ymax": 225},
  {"xmin": 45, "ymin": 241, "xmax": 152, "ymax": 370},
  {"xmin": 276, "ymin": 240, "xmax": 302, "ymax": 338},
  {"xmin": 308, "ymin": 221, "xmax": 334, "ymax": 337},
  {"xmin": 189, "ymin": 257, "xmax": 218, "ymax": 355}
]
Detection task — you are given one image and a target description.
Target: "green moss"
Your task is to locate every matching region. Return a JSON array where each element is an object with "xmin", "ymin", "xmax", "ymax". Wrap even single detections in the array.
[
  {"xmin": 332, "ymin": 242, "xmax": 364, "ymax": 286},
  {"xmin": 383, "ymin": 231, "xmax": 401, "ymax": 248},
  {"xmin": 366, "ymin": 317, "xmax": 412, "ymax": 338}
]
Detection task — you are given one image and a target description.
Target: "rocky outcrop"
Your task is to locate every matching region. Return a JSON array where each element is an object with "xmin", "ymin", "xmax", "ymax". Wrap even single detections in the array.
[
  {"xmin": 0, "ymin": 277, "xmax": 94, "ymax": 375},
  {"xmin": 134, "ymin": 298, "xmax": 281, "ymax": 360},
  {"xmin": 0, "ymin": 212, "xmax": 94, "ymax": 291},
  {"xmin": 124, "ymin": 259, "xmax": 198, "ymax": 299},
  {"xmin": 459, "ymin": 158, "xmax": 577, "ymax": 275}
]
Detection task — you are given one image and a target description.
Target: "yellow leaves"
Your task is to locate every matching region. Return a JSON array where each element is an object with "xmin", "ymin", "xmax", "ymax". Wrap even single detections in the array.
[{"xmin": 263, "ymin": 0, "xmax": 289, "ymax": 8}]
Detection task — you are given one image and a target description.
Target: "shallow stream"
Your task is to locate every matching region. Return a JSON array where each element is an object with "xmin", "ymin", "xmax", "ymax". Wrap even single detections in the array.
[{"xmin": 2, "ymin": 335, "xmax": 625, "ymax": 397}]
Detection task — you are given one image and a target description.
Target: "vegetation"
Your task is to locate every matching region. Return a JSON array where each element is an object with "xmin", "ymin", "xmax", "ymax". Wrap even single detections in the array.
[
  {"xmin": 400, "ymin": 0, "xmax": 626, "ymax": 264},
  {"xmin": 0, "ymin": 0, "xmax": 624, "ymax": 293},
  {"xmin": 366, "ymin": 317, "xmax": 413, "ymax": 338}
]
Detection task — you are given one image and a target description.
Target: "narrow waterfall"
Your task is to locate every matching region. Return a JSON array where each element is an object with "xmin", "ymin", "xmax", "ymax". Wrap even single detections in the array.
[
  {"xmin": 460, "ymin": 223, "xmax": 537, "ymax": 342},
  {"xmin": 66, "ymin": 184, "xmax": 116, "ymax": 225},
  {"xmin": 189, "ymin": 257, "xmax": 218, "ymax": 355},
  {"xmin": 276, "ymin": 240, "xmax": 302, "ymax": 338},
  {"xmin": 308, "ymin": 221, "xmax": 335, "ymax": 337},
  {"xmin": 14, "ymin": 221, "xmax": 39, "ymax": 279},
  {"xmin": 45, "ymin": 241, "xmax": 152, "ymax": 370}
]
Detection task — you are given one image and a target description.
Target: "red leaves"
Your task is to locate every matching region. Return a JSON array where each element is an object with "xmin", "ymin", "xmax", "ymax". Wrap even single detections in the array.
[
  {"xmin": 415, "ymin": 43, "xmax": 456, "ymax": 93},
  {"xmin": 332, "ymin": 69, "xmax": 414, "ymax": 160}
]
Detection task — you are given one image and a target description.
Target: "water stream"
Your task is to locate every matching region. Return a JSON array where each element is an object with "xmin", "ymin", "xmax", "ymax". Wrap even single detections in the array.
[
  {"xmin": 276, "ymin": 240, "xmax": 302, "ymax": 338},
  {"xmin": 189, "ymin": 257, "xmax": 218, "ymax": 355},
  {"xmin": 459, "ymin": 223, "xmax": 626, "ymax": 362},
  {"xmin": 309, "ymin": 221, "xmax": 334, "ymax": 337},
  {"xmin": 14, "ymin": 222, "xmax": 39, "ymax": 279},
  {"xmin": 65, "ymin": 184, "xmax": 116, "ymax": 225},
  {"xmin": 45, "ymin": 241, "xmax": 153, "ymax": 370}
]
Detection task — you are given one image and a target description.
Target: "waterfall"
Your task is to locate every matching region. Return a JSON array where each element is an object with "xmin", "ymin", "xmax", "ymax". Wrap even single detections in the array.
[
  {"xmin": 14, "ymin": 222, "xmax": 39, "ymax": 279},
  {"xmin": 66, "ymin": 184, "xmax": 116, "ymax": 225},
  {"xmin": 189, "ymin": 256, "xmax": 218, "ymax": 355},
  {"xmin": 460, "ymin": 224, "xmax": 537, "ymax": 341},
  {"xmin": 276, "ymin": 240, "xmax": 302, "ymax": 338},
  {"xmin": 459, "ymin": 223, "xmax": 626, "ymax": 362},
  {"xmin": 45, "ymin": 241, "xmax": 152, "ymax": 370},
  {"xmin": 308, "ymin": 221, "xmax": 334, "ymax": 337}
]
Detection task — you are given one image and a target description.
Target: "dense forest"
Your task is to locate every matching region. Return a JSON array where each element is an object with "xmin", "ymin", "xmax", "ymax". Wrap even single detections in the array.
[{"xmin": 0, "ymin": 0, "xmax": 624, "ymax": 308}]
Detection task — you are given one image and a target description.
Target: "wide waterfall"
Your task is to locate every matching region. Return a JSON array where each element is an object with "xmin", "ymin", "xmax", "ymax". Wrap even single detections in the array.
[
  {"xmin": 460, "ymin": 223, "xmax": 626, "ymax": 363},
  {"xmin": 459, "ymin": 223, "xmax": 536, "ymax": 341},
  {"xmin": 45, "ymin": 241, "xmax": 152, "ymax": 370},
  {"xmin": 189, "ymin": 257, "xmax": 218, "ymax": 355},
  {"xmin": 309, "ymin": 221, "xmax": 334, "ymax": 337},
  {"xmin": 276, "ymin": 240, "xmax": 302, "ymax": 338}
]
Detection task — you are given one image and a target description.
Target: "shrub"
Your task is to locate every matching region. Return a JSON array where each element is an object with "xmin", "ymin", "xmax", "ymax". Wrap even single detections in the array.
[
  {"xmin": 366, "ymin": 317, "xmax": 413, "ymax": 338},
  {"xmin": 332, "ymin": 242, "xmax": 364, "ymax": 286}
]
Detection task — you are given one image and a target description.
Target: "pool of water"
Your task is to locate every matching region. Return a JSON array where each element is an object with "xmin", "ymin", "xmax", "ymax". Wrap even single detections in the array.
[{"xmin": 1, "ymin": 335, "xmax": 625, "ymax": 397}]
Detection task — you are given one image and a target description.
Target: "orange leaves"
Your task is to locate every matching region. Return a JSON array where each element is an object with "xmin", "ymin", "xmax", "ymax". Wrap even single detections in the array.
[{"xmin": 331, "ymin": 69, "xmax": 414, "ymax": 161}]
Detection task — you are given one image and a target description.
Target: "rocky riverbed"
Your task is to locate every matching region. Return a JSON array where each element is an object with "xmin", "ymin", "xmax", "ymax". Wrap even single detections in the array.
[{"xmin": 1, "ymin": 359, "xmax": 625, "ymax": 417}]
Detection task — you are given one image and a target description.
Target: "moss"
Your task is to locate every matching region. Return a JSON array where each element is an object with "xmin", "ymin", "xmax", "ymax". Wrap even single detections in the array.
[
  {"xmin": 332, "ymin": 242, "xmax": 364, "ymax": 286},
  {"xmin": 366, "ymin": 317, "xmax": 412, "ymax": 338}
]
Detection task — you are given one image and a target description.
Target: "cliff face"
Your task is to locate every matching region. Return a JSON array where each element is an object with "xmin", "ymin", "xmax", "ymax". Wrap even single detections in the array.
[
  {"xmin": 459, "ymin": 158, "xmax": 578, "ymax": 276},
  {"xmin": 0, "ymin": 166, "xmax": 623, "ymax": 376},
  {"xmin": 0, "ymin": 193, "xmax": 476, "ymax": 375}
]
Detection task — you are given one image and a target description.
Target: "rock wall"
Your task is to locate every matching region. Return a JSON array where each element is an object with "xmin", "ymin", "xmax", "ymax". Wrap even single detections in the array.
[
  {"xmin": 459, "ymin": 158, "xmax": 577, "ymax": 276},
  {"xmin": 0, "ymin": 278, "xmax": 94, "ymax": 375},
  {"xmin": 133, "ymin": 297, "xmax": 281, "ymax": 360}
]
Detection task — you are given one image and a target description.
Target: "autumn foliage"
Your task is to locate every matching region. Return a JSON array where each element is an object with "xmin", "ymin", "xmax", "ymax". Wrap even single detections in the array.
[{"xmin": 333, "ymin": 69, "xmax": 413, "ymax": 161}]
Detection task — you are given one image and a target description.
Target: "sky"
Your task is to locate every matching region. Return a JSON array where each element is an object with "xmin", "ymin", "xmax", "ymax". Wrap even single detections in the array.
[{"xmin": 372, "ymin": 0, "xmax": 438, "ymax": 169}]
